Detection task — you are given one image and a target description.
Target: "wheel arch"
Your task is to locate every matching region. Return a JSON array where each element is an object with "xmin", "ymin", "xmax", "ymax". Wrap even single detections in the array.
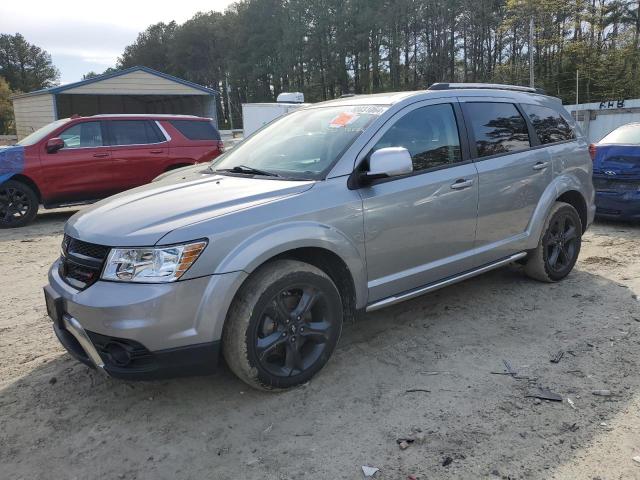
[
  {"xmin": 525, "ymin": 175, "xmax": 592, "ymax": 250},
  {"xmin": 4, "ymin": 174, "xmax": 42, "ymax": 203},
  {"xmin": 214, "ymin": 221, "xmax": 367, "ymax": 310},
  {"xmin": 557, "ymin": 190, "xmax": 588, "ymax": 233}
]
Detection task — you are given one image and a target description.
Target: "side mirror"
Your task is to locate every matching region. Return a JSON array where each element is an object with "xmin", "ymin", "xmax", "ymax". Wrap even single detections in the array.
[
  {"xmin": 46, "ymin": 137, "xmax": 64, "ymax": 153},
  {"xmin": 366, "ymin": 147, "xmax": 413, "ymax": 180}
]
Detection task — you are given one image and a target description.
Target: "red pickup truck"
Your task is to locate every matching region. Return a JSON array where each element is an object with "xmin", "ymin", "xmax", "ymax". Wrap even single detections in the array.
[{"xmin": 0, "ymin": 114, "xmax": 224, "ymax": 228}]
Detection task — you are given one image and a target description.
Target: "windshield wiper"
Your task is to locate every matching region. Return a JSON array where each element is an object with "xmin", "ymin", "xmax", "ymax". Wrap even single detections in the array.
[{"xmin": 215, "ymin": 165, "xmax": 281, "ymax": 177}]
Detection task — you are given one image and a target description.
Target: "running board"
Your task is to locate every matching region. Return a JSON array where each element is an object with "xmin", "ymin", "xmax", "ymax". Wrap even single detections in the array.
[{"xmin": 366, "ymin": 252, "xmax": 527, "ymax": 312}]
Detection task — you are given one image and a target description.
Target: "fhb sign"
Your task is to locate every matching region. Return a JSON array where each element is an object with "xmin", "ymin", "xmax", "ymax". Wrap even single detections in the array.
[{"xmin": 599, "ymin": 100, "xmax": 625, "ymax": 109}]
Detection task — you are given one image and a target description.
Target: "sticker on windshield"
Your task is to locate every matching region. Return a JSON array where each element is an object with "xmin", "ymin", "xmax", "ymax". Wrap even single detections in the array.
[{"xmin": 329, "ymin": 112, "xmax": 359, "ymax": 128}]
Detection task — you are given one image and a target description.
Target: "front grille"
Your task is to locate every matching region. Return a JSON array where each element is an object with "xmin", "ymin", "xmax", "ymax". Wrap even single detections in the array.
[
  {"xmin": 60, "ymin": 235, "xmax": 109, "ymax": 290},
  {"xmin": 593, "ymin": 177, "xmax": 640, "ymax": 192}
]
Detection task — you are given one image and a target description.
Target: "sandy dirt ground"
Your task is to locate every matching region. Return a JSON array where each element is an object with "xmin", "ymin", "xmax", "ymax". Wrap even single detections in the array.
[{"xmin": 1, "ymin": 209, "xmax": 639, "ymax": 480}]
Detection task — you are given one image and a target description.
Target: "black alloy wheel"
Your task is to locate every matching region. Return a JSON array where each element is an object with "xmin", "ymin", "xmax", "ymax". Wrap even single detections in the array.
[
  {"xmin": 254, "ymin": 285, "xmax": 334, "ymax": 378},
  {"xmin": 0, "ymin": 180, "xmax": 38, "ymax": 228},
  {"xmin": 223, "ymin": 260, "xmax": 343, "ymax": 390},
  {"xmin": 544, "ymin": 212, "xmax": 579, "ymax": 274},
  {"xmin": 524, "ymin": 201, "xmax": 582, "ymax": 282}
]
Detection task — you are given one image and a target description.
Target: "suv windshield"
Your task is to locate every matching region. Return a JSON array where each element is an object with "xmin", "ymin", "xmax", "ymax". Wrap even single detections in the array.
[
  {"xmin": 212, "ymin": 105, "xmax": 387, "ymax": 180},
  {"xmin": 17, "ymin": 118, "xmax": 71, "ymax": 146}
]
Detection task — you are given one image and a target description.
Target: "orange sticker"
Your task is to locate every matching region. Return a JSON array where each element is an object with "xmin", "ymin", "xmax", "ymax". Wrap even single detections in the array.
[{"xmin": 329, "ymin": 112, "xmax": 358, "ymax": 128}]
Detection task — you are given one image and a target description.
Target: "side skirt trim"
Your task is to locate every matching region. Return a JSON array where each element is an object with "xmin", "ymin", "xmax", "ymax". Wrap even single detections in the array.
[{"xmin": 366, "ymin": 252, "xmax": 527, "ymax": 312}]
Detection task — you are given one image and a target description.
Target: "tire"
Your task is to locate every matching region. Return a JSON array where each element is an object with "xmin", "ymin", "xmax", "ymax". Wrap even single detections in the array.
[
  {"xmin": 0, "ymin": 180, "xmax": 39, "ymax": 228},
  {"xmin": 524, "ymin": 201, "xmax": 582, "ymax": 282},
  {"xmin": 222, "ymin": 259, "xmax": 343, "ymax": 391}
]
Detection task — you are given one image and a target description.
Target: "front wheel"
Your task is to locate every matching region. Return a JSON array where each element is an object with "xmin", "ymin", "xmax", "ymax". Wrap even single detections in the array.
[
  {"xmin": 222, "ymin": 259, "xmax": 343, "ymax": 390},
  {"xmin": 0, "ymin": 180, "xmax": 39, "ymax": 228},
  {"xmin": 524, "ymin": 201, "xmax": 582, "ymax": 282}
]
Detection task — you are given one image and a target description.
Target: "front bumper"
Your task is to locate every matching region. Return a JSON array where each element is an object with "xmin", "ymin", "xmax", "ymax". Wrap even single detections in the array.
[
  {"xmin": 46, "ymin": 259, "xmax": 247, "ymax": 379},
  {"xmin": 595, "ymin": 190, "xmax": 640, "ymax": 220}
]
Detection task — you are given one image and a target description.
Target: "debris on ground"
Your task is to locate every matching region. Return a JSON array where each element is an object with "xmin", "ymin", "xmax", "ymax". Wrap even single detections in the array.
[
  {"xmin": 562, "ymin": 422, "xmax": 579, "ymax": 432},
  {"xmin": 550, "ymin": 351, "xmax": 564, "ymax": 363},
  {"xmin": 362, "ymin": 465, "xmax": 379, "ymax": 477},
  {"xmin": 48, "ymin": 377, "xmax": 57, "ymax": 385},
  {"xmin": 397, "ymin": 438, "xmax": 415, "ymax": 450},
  {"xmin": 407, "ymin": 475, "xmax": 418, "ymax": 480},
  {"xmin": 526, "ymin": 388, "xmax": 563, "ymax": 402},
  {"xmin": 632, "ymin": 456, "xmax": 640, "ymax": 465},
  {"xmin": 592, "ymin": 389, "xmax": 612, "ymax": 397},
  {"xmin": 566, "ymin": 398, "xmax": 577, "ymax": 409},
  {"xmin": 405, "ymin": 388, "xmax": 430, "ymax": 393},
  {"xmin": 442, "ymin": 456, "xmax": 453, "ymax": 467}
]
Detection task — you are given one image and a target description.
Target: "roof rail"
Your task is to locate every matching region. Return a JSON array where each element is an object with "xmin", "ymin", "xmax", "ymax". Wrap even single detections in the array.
[{"xmin": 428, "ymin": 83, "xmax": 547, "ymax": 95}]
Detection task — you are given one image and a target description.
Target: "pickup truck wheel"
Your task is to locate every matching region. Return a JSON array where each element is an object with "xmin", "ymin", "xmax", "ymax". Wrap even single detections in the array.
[
  {"xmin": 524, "ymin": 201, "xmax": 582, "ymax": 282},
  {"xmin": 0, "ymin": 180, "xmax": 39, "ymax": 228},
  {"xmin": 223, "ymin": 259, "xmax": 343, "ymax": 391}
]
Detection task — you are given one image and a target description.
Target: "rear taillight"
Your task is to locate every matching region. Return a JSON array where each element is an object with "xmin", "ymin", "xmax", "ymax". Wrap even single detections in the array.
[
  {"xmin": 217, "ymin": 140, "xmax": 224, "ymax": 153},
  {"xmin": 588, "ymin": 143, "xmax": 597, "ymax": 161}
]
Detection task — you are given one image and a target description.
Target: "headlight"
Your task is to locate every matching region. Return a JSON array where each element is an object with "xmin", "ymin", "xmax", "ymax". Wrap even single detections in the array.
[{"xmin": 101, "ymin": 240, "xmax": 207, "ymax": 283}]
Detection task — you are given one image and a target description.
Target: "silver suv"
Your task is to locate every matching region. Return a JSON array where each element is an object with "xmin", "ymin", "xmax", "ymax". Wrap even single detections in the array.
[{"xmin": 44, "ymin": 84, "xmax": 594, "ymax": 390}]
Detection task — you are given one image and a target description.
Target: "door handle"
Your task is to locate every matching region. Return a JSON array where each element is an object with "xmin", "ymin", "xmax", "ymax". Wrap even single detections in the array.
[
  {"xmin": 450, "ymin": 179, "xmax": 474, "ymax": 190},
  {"xmin": 533, "ymin": 161, "xmax": 549, "ymax": 171},
  {"xmin": 149, "ymin": 149, "xmax": 163, "ymax": 154},
  {"xmin": 92, "ymin": 153, "xmax": 109, "ymax": 158}
]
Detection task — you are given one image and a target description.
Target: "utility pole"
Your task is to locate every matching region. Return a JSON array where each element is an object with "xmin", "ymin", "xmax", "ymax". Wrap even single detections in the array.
[
  {"xmin": 576, "ymin": 70, "xmax": 579, "ymax": 106},
  {"xmin": 529, "ymin": 16, "xmax": 535, "ymax": 88},
  {"xmin": 225, "ymin": 75, "xmax": 234, "ymax": 131}
]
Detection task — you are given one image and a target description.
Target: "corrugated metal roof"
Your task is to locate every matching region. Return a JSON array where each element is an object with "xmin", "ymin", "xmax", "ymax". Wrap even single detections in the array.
[{"xmin": 11, "ymin": 66, "xmax": 219, "ymax": 99}]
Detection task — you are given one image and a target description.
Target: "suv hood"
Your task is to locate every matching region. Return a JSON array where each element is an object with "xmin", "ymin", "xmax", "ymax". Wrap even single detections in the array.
[
  {"xmin": 66, "ymin": 166, "xmax": 315, "ymax": 246},
  {"xmin": 0, "ymin": 145, "xmax": 25, "ymax": 184}
]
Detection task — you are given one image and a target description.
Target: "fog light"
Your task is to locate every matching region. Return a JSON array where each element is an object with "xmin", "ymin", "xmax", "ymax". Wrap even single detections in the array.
[{"xmin": 105, "ymin": 342, "xmax": 131, "ymax": 367}]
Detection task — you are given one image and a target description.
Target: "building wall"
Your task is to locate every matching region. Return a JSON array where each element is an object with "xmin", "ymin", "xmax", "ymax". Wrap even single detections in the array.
[
  {"xmin": 63, "ymin": 70, "xmax": 208, "ymax": 96},
  {"xmin": 12, "ymin": 94, "xmax": 56, "ymax": 139},
  {"xmin": 567, "ymin": 99, "xmax": 640, "ymax": 143}
]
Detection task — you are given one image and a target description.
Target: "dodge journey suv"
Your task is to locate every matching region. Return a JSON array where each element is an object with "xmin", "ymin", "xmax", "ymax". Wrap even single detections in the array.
[
  {"xmin": 44, "ymin": 84, "xmax": 594, "ymax": 390},
  {"xmin": 0, "ymin": 114, "xmax": 223, "ymax": 228}
]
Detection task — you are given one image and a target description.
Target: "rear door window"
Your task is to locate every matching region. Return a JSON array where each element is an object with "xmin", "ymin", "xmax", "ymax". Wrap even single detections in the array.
[
  {"xmin": 521, "ymin": 104, "xmax": 575, "ymax": 144},
  {"xmin": 108, "ymin": 120, "xmax": 165, "ymax": 146},
  {"xmin": 465, "ymin": 102, "xmax": 531, "ymax": 158},
  {"xmin": 373, "ymin": 103, "xmax": 463, "ymax": 172},
  {"xmin": 170, "ymin": 120, "xmax": 221, "ymax": 141},
  {"xmin": 59, "ymin": 122, "xmax": 104, "ymax": 148}
]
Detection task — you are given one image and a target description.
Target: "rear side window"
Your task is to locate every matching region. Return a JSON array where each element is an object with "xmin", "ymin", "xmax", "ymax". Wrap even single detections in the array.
[
  {"xmin": 170, "ymin": 120, "xmax": 221, "ymax": 141},
  {"xmin": 521, "ymin": 104, "xmax": 575, "ymax": 144},
  {"xmin": 59, "ymin": 122, "xmax": 103, "ymax": 148},
  {"xmin": 465, "ymin": 102, "xmax": 530, "ymax": 158},
  {"xmin": 108, "ymin": 121, "xmax": 164, "ymax": 146},
  {"xmin": 373, "ymin": 103, "xmax": 462, "ymax": 172}
]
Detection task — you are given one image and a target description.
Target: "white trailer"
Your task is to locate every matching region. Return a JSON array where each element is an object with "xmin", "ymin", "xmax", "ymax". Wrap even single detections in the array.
[{"xmin": 242, "ymin": 92, "xmax": 309, "ymax": 137}]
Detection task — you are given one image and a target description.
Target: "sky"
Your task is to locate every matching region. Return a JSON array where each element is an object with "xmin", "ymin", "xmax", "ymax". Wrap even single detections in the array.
[{"xmin": 0, "ymin": 0, "xmax": 236, "ymax": 84}]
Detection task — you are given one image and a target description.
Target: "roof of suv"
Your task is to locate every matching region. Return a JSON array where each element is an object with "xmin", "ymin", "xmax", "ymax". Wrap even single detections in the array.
[
  {"xmin": 312, "ymin": 83, "xmax": 555, "ymax": 108},
  {"xmin": 67, "ymin": 114, "xmax": 212, "ymax": 121}
]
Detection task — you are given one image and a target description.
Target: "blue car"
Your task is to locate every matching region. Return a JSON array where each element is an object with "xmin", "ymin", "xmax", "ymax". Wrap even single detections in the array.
[{"xmin": 591, "ymin": 123, "xmax": 640, "ymax": 221}]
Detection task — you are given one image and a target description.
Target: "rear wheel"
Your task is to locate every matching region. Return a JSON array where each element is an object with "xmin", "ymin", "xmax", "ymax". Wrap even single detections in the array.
[
  {"xmin": 223, "ymin": 260, "xmax": 343, "ymax": 390},
  {"xmin": 0, "ymin": 180, "xmax": 39, "ymax": 228},
  {"xmin": 524, "ymin": 201, "xmax": 582, "ymax": 282}
]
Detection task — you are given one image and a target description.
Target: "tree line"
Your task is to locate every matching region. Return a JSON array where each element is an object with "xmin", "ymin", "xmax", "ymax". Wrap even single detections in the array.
[
  {"xmin": 115, "ymin": 0, "xmax": 640, "ymax": 128},
  {"xmin": 1, "ymin": 0, "xmax": 639, "ymax": 133}
]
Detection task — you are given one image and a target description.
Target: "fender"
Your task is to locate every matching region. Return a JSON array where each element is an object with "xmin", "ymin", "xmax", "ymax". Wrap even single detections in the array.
[
  {"xmin": 214, "ymin": 220, "xmax": 368, "ymax": 309},
  {"xmin": 525, "ymin": 172, "xmax": 593, "ymax": 250},
  {"xmin": 0, "ymin": 145, "xmax": 25, "ymax": 184}
]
